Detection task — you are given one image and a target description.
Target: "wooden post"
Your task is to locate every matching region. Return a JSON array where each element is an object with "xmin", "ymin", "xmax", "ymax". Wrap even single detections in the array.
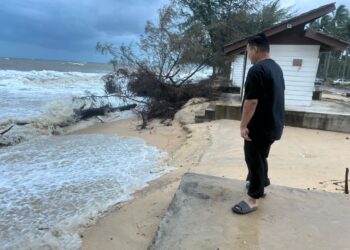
[
  {"xmin": 345, "ymin": 168, "xmax": 349, "ymax": 194},
  {"xmin": 240, "ymin": 51, "xmax": 248, "ymax": 100}
]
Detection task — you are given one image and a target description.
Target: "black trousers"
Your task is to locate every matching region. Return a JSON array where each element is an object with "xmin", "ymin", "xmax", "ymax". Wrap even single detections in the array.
[{"xmin": 244, "ymin": 139, "xmax": 274, "ymax": 199}]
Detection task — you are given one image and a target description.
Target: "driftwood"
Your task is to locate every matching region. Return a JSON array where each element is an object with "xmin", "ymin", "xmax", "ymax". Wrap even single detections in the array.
[
  {"xmin": 0, "ymin": 125, "xmax": 14, "ymax": 135},
  {"xmin": 96, "ymin": 116, "xmax": 105, "ymax": 123},
  {"xmin": 16, "ymin": 121, "xmax": 30, "ymax": 126},
  {"xmin": 0, "ymin": 121, "xmax": 31, "ymax": 136},
  {"xmin": 117, "ymin": 104, "xmax": 137, "ymax": 111},
  {"xmin": 74, "ymin": 103, "xmax": 137, "ymax": 120}
]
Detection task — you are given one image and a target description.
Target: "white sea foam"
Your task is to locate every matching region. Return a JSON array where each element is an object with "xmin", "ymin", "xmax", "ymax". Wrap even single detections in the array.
[
  {"xmin": 0, "ymin": 98, "xmax": 135, "ymax": 147},
  {"xmin": 0, "ymin": 69, "xmax": 133, "ymax": 145},
  {"xmin": 0, "ymin": 134, "xmax": 173, "ymax": 250},
  {"xmin": 62, "ymin": 62, "xmax": 86, "ymax": 66},
  {"xmin": 0, "ymin": 70, "xmax": 102, "ymax": 85},
  {"xmin": 0, "ymin": 70, "xmax": 108, "ymax": 123}
]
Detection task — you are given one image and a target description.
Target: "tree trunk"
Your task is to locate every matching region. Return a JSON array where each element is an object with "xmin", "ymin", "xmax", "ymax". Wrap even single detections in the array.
[
  {"xmin": 324, "ymin": 51, "xmax": 331, "ymax": 80},
  {"xmin": 75, "ymin": 104, "xmax": 137, "ymax": 120}
]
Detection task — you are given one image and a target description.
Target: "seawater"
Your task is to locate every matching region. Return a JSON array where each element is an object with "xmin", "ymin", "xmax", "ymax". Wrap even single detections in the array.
[
  {"xmin": 0, "ymin": 69, "xmax": 114, "ymax": 123},
  {"xmin": 0, "ymin": 58, "xmax": 174, "ymax": 249},
  {"xmin": 0, "ymin": 134, "xmax": 173, "ymax": 249}
]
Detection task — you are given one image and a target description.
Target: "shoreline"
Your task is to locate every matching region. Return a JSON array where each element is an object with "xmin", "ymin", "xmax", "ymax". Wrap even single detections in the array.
[{"xmin": 69, "ymin": 100, "xmax": 350, "ymax": 250}]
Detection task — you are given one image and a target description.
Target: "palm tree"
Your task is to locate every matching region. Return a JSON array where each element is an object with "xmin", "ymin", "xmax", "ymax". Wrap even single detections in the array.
[
  {"xmin": 311, "ymin": 5, "xmax": 350, "ymax": 80},
  {"xmin": 310, "ymin": 5, "xmax": 350, "ymax": 41}
]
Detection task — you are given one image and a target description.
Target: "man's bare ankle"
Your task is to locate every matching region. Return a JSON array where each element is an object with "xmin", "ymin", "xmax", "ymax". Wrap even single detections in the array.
[{"xmin": 247, "ymin": 196, "xmax": 258, "ymax": 206}]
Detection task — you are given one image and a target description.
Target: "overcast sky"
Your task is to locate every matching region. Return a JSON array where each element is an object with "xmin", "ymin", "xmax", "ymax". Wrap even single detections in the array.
[{"xmin": 0, "ymin": 0, "xmax": 349, "ymax": 63}]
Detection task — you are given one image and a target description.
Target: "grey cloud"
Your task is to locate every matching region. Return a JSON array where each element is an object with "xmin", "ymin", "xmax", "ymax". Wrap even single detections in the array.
[{"xmin": 0, "ymin": 0, "xmax": 168, "ymax": 55}]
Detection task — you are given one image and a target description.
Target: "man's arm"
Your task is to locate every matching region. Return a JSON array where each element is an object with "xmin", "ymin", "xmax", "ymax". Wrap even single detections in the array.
[{"xmin": 240, "ymin": 99, "xmax": 258, "ymax": 141}]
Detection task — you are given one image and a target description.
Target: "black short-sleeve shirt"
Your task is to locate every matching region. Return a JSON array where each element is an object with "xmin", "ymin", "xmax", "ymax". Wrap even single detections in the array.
[{"xmin": 243, "ymin": 58, "xmax": 285, "ymax": 141}]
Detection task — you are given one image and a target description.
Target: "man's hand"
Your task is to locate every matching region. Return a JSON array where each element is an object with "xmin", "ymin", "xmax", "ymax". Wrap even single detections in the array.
[
  {"xmin": 241, "ymin": 127, "xmax": 252, "ymax": 141},
  {"xmin": 240, "ymin": 99, "xmax": 257, "ymax": 141}
]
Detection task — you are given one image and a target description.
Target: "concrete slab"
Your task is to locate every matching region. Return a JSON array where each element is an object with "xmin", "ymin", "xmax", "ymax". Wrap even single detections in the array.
[{"xmin": 150, "ymin": 173, "xmax": 350, "ymax": 250}]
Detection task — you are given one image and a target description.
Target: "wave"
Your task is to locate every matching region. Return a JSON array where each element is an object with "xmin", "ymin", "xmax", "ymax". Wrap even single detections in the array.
[
  {"xmin": 61, "ymin": 62, "xmax": 86, "ymax": 66},
  {"xmin": 0, "ymin": 70, "xmax": 104, "ymax": 86},
  {"xmin": 0, "ymin": 96, "xmax": 135, "ymax": 147},
  {"xmin": 0, "ymin": 69, "xmax": 113, "ymax": 125}
]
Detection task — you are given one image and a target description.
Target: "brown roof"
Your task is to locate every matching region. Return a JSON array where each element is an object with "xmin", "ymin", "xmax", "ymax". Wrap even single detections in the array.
[
  {"xmin": 223, "ymin": 2, "xmax": 349, "ymax": 55},
  {"xmin": 304, "ymin": 30, "xmax": 350, "ymax": 50}
]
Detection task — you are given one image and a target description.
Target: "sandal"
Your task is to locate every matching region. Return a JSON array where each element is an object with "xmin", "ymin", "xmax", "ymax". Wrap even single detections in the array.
[{"xmin": 232, "ymin": 200, "xmax": 258, "ymax": 215}]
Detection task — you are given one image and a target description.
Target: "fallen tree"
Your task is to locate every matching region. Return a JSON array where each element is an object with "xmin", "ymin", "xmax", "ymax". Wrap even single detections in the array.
[{"xmin": 96, "ymin": 5, "xmax": 220, "ymax": 129}]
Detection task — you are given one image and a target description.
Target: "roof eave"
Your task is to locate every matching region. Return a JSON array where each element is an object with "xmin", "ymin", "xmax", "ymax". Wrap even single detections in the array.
[{"xmin": 304, "ymin": 30, "xmax": 350, "ymax": 50}]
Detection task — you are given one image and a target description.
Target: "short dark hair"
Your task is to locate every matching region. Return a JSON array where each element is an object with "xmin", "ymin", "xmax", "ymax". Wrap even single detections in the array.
[{"xmin": 247, "ymin": 33, "xmax": 270, "ymax": 53}]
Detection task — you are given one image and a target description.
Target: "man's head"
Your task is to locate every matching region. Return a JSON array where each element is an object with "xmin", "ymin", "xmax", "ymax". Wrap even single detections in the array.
[{"xmin": 246, "ymin": 33, "xmax": 270, "ymax": 64}]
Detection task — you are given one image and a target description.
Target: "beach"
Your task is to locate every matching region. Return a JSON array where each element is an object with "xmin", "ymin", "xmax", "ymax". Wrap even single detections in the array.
[
  {"xmin": 0, "ymin": 62, "xmax": 169, "ymax": 249},
  {"xmin": 1, "ymin": 61, "xmax": 349, "ymax": 249},
  {"xmin": 75, "ymin": 99, "xmax": 350, "ymax": 250},
  {"xmin": 2, "ymin": 1, "xmax": 350, "ymax": 248}
]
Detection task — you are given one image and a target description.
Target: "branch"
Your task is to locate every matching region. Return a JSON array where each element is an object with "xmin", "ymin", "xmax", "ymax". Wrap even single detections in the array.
[
  {"xmin": 168, "ymin": 76, "xmax": 176, "ymax": 85},
  {"xmin": 96, "ymin": 116, "xmax": 105, "ymax": 123},
  {"xmin": 164, "ymin": 51, "xmax": 182, "ymax": 81},
  {"xmin": 120, "ymin": 46, "xmax": 151, "ymax": 73},
  {"xmin": 0, "ymin": 125, "xmax": 14, "ymax": 135},
  {"xmin": 77, "ymin": 94, "xmax": 149, "ymax": 105},
  {"xmin": 177, "ymin": 60, "xmax": 208, "ymax": 86}
]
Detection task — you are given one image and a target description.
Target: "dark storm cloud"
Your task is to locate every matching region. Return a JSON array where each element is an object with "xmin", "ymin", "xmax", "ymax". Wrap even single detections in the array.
[
  {"xmin": 0, "ymin": 0, "xmax": 168, "ymax": 60},
  {"xmin": 3, "ymin": 0, "xmax": 348, "ymax": 62}
]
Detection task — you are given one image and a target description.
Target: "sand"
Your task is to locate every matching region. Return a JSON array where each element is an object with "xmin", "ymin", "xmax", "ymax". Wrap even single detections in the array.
[{"xmin": 70, "ymin": 99, "xmax": 350, "ymax": 250}]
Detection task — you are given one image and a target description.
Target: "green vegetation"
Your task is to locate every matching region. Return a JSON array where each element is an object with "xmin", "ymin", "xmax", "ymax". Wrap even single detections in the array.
[{"xmin": 310, "ymin": 5, "xmax": 350, "ymax": 81}]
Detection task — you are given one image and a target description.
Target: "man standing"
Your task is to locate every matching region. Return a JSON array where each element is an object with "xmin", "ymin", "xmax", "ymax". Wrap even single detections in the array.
[{"xmin": 232, "ymin": 33, "xmax": 285, "ymax": 215}]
